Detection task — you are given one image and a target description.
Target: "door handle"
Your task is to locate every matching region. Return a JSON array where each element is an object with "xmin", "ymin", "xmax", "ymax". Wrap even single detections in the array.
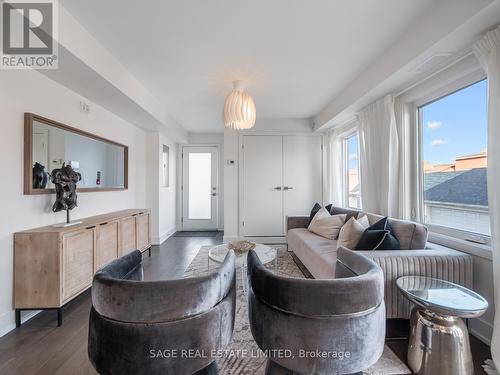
[
  {"xmin": 283, "ymin": 186, "xmax": 293, "ymax": 191},
  {"xmin": 273, "ymin": 186, "xmax": 282, "ymax": 191},
  {"xmin": 211, "ymin": 193, "xmax": 217, "ymax": 196}
]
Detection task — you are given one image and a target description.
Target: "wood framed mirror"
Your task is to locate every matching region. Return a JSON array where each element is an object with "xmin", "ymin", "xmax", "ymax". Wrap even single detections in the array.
[{"xmin": 24, "ymin": 113, "xmax": 128, "ymax": 195}]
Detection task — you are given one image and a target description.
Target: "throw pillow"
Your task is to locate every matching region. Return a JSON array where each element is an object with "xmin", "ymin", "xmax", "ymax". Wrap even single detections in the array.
[
  {"xmin": 357, "ymin": 214, "xmax": 370, "ymax": 228},
  {"xmin": 308, "ymin": 203, "xmax": 322, "ymax": 225},
  {"xmin": 308, "ymin": 208, "xmax": 346, "ymax": 240},
  {"xmin": 356, "ymin": 229, "xmax": 400, "ymax": 250},
  {"xmin": 325, "ymin": 204, "xmax": 333, "ymax": 214},
  {"xmin": 337, "ymin": 216, "xmax": 369, "ymax": 249},
  {"xmin": 369, "ymin": 216, "xmax": 397, "ymax": 237}
]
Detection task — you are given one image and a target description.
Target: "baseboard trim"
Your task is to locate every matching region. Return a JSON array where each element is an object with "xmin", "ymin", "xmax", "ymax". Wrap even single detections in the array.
[
  {"xmin": 469, "ymin": 316, "xmax": 493, "ymax": 346},
  {"xmin": 152, "ymin": 225, "xmax": 177, "ymax": 245},
  {"xmin": 0, "ymin": 309, "xmax": 40, "ymax": 338},
  {"xmin": 222, "ymin": 235, "xmax": 286, "ymax": 244}
]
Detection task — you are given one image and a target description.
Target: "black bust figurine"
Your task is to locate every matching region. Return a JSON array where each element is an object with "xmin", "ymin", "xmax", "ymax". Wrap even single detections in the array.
[
  {"xmin": 32, "ymin": 162, "xmax": 49, "ymax": 189},
  {"xmin": 50, "ymin": 163, "xmax": 82, "ymax": 223}
]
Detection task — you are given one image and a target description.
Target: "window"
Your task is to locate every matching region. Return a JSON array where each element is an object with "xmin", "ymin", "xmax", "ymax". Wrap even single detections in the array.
[
  {"xmin": 419, "ymin": 79, "xmax": 489, "ymax": 238},
  {"xmin": 345, "ymin": 133, "xmax": 361, "ymax": 209},
  {"xmin": 162, "ymin": 145, "xmax": 169, "ymax": 187},
  {"xmin": 188, "ymin": 152, "xmax": 211, "ymax": 219}
]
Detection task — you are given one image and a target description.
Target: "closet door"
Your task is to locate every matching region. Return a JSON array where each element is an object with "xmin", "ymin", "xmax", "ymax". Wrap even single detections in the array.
[
  {"xmin": 242, "ymin": 136, "xmax": 283, "ymax": 236},
  {"xmin": 283, "ymin": 136, "xmax": 323, "ymax": 221}
]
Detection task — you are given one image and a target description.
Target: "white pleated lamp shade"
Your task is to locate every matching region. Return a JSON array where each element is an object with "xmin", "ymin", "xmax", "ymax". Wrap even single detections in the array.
[{"xmin": 223, "ymin": 81, "xmax": 256, "ymax": 130}]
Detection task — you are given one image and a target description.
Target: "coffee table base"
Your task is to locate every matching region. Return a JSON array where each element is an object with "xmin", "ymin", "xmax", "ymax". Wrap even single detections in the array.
[{"xmin": 408, "ymin": 308, "xmax": 473, "ymax": 375}]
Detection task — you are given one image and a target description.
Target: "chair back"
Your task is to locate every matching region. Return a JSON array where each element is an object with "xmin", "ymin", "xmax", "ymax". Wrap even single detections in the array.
[
  {"xmin": 247, "ymin": 248, "xmax": 385, "ymax": 375},
  {"xmin": 89, "ymin": 250, "xmax": 236, "ymax": 375}
]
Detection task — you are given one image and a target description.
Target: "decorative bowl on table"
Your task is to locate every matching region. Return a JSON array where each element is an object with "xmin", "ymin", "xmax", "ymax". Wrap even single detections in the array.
[{"xmin": 227, "ymin": 240, "xmax": 256, "ymax": 255}]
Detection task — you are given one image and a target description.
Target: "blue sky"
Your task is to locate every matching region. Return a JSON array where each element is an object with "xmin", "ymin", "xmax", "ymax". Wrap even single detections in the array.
[
  {"xmin": 422, "ymin": 79, "xmax": 488, "ymax": 165},
  {"xmin": 347, "ymin": 133, "xmax": 359, "ymax": 170}
]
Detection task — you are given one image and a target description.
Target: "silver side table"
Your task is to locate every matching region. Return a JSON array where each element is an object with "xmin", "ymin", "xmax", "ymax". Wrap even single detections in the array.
[{"xmin": 397, "ymin": 276, "xmax": 488, "ymax": 375}]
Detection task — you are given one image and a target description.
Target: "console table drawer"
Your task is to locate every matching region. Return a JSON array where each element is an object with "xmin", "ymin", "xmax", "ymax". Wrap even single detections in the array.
[
  {"xmin": 119, "ymin": 216, "xmax": 137, "ymax": 256},
  {"xmin": 62, "ymin": 228, "xmax": 95, "ymax": 302},
  {"xmin": 97, "ymin": 221, "xmax": 119, "ymax": 269}
]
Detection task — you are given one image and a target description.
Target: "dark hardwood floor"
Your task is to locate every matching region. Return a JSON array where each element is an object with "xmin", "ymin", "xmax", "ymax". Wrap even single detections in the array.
[{"xmin": 0, "ymin": 231, "xmax": 491, "ymax": 374}]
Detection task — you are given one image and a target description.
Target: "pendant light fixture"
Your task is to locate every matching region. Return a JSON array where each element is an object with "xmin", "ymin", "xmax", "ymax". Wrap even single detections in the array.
[{"xmin": 223, "ymin": 80, "xmax": 256, "ymax": 130}]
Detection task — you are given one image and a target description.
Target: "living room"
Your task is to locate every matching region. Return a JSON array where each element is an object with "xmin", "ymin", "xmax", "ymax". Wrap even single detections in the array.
[{"xmin": 0, "ymin": 0, "xmax": 499, "ymax": 374}]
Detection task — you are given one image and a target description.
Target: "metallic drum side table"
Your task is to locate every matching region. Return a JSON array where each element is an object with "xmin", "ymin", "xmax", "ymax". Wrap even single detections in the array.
[{"xmin": 397, "ymin": 276, "xmax": 488, "ymax": 375}]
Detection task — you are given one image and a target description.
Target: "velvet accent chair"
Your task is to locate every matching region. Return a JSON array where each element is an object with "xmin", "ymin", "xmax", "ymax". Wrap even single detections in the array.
[
  {"xmin": 247, "ymin": 247, "xmax": 385, "ymax": 375},
  {"xmin": 88, "ymin": 250, "xmax": 236, "ymax": 375}
]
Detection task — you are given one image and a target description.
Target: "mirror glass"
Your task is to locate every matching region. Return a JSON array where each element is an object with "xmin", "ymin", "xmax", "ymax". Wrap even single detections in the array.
[{"xmin": 32, "ymin": 120, "xmax": 126, "ymax": 190}]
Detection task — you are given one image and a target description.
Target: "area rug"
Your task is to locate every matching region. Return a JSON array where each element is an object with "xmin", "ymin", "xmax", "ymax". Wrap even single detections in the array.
[{"xmin": 184, "ymin": 245, "xmax": 411, "ymax": 375}]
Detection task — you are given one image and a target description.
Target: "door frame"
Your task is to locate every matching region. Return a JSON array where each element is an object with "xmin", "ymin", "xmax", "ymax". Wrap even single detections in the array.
[
  {"xmin": 180, "ymin": 144, "xmax": 220, "ymax": 231},
  {"xmin": 238, "ymin": 132, "xmax": 324, "ymax": 238}
]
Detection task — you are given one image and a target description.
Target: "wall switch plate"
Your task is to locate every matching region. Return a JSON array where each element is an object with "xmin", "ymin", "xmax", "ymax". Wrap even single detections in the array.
[{"xmin": 80, "ymin": 101, "xmax": 90, "ymax": 114}]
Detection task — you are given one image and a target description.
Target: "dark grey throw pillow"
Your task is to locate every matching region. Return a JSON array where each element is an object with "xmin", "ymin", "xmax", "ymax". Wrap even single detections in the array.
[
  {"xmin": 369, "ymin": 216, "xmax": 391, "ymax": 231},
  {"xmin": 330, "ymin": 206, "xmax": 360, "ymax": 221},
  {"xmin": 308, "ymin": 203, "xmax": 322, "ymax": 225},
  {"xmin": 355, "ymin": 229, "xmax": 400, "ymax": 250},
  {"xmin": 325, "ymin": 204, "xmax": 333, "ymax": 214}
]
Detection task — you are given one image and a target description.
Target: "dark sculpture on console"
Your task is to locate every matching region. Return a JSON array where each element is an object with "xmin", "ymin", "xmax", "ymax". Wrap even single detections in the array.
[
  {"xmin": 50, "ymin": 163, "xmax": 82, "ymax": 223},
  {"xmin": 32, "ymin": 162, "xmax": 49, "ymax": 189}
]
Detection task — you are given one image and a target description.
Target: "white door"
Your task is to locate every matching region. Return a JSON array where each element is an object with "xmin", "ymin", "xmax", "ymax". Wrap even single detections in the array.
[
  {"xmin": 242, "ymin": 136, "xmax": 284, "ymax": 236},
  {"xmin": 182, "ymin": 146, "xmax": 219, "ymax": 230},
  {"xmin": 33, "ymin": 130, "xmax": 49, "ymax": 168},
  {"xmin": 283, "ymin": 136, "xmax": 323, "ymax": 221}
]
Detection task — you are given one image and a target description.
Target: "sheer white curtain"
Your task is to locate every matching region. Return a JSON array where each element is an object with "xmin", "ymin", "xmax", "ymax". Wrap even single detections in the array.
[
  {"xmin": 358, "ymin": 95, "xmax": 400, "ymax": 217},
  {"xmin": 473, "ymin": 25, "xmax": 500, "ymax": 370},
  {"xmin": 326, "ymin": 128, "xmax": 343, "ymax": 206}
]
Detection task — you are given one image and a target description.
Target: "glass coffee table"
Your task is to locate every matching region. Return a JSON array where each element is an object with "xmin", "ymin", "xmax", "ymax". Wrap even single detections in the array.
[
  {"xmin": 208, "ymin": 243, "xmax": 277, "ymax": 291},
  {"xmin": 397, "ymin": 276, "xmax": 488, "ymax": 375}
]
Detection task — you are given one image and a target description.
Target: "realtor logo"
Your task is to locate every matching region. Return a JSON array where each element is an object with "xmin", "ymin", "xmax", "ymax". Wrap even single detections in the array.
[{"xmin": 1, "ymin": 0, "xmax": 58, "ymax": 69}]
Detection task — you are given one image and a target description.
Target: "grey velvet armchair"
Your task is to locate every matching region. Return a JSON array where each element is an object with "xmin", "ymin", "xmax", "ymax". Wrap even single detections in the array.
[
  {"xmin": 88, "ymin": 250, "xmax": 236, "ymax": 375},
  {"xmin": 247, "ymin": 247, "xmax": 385, "ymax": 375}
]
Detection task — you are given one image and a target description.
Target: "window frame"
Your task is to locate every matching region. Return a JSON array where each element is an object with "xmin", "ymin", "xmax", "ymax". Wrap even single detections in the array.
[
  {"xmin": 342, "ymin": 130, "xmax": 362, "ymax": 209},
  {"xmin": 400, "ymin": 62, "xmax": 490, "ymax": 248}
]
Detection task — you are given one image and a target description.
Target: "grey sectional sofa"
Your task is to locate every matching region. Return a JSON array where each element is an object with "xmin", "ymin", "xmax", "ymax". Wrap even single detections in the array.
[{"xmin": 287, "ymin": 206, "xmax": 473, "ymax": 319}]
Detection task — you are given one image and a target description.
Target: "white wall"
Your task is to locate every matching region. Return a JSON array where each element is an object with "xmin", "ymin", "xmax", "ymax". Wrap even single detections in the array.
[
  {"xmin": 146, "ymin": 132, "xmax": 178, "ymax": 245},
  {"xmin": 0, "ymin": 69, "xmax": 148, "ymax": 337},
  {"xmin": 159, "ymin": 133, "xmax": 177, "ymax": 242},
  {"xmin": 223, "ymin": 119, "xmax": 314, "ymax": 241}
]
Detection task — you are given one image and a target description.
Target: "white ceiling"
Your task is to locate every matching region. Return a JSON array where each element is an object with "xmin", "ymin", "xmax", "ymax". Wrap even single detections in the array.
[{"xmin": 63, "ymin": 0, "xmax": 437, "ymax": 133}]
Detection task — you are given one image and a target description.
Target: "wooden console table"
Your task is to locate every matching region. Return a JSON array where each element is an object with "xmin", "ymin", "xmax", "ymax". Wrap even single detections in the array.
[{"xmin": 14, "ymin": 209, "xmax": 151, "ymax": 327}]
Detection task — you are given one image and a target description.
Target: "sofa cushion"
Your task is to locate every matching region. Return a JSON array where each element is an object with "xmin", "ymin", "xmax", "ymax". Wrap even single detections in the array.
[
  {"xmin": 287, "ymin": 228, "xmax": 337, "ymax": 279},
  {"xmin": 308, "ymin": 208, "xmax": 346, "ymax": 240},
  {"xmin": 330, "ymin": 206, "xmax": 361, "ymax": 221}
]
